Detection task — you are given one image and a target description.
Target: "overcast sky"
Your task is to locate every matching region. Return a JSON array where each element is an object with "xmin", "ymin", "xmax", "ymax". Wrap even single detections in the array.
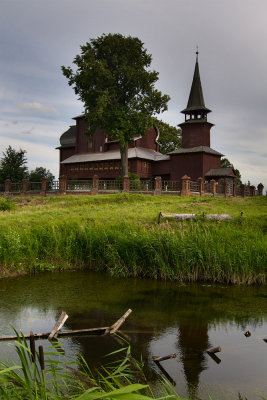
[{"xmin": 0, "ymin": 0, "xmax": 266, "ymax": 188}]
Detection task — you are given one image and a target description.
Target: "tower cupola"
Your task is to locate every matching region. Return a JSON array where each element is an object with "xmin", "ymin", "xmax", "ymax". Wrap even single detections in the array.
[{"xmin": 179, "ymin": 51, "xmax": 214, "ymax": 148}]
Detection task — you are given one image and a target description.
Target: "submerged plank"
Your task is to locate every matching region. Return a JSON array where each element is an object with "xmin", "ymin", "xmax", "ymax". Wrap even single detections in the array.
[{"xmin": 0, "ymin": 327, "xmax": 109, "ymax": 341}]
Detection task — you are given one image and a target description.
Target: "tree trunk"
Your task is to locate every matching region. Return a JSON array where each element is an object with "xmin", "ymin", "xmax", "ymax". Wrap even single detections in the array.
[{"xmin": 120, "ymin": 142, "xmax": 128, "ymax": 178}]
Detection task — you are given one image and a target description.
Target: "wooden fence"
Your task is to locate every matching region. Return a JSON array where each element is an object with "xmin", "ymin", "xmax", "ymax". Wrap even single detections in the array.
[{"xmin": 0, "ymin": 176, "xmax": 264, "ymax": 197}]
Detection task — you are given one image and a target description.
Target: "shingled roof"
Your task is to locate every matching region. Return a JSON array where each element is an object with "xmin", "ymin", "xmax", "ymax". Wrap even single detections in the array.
[
  {"xmin": 205, "ymin": 167, "xmax": 237, "ymax": 178},
  {"xmin": 181, "ymin": 53, "xmax": 211, "ymax": 114},
  {"xmin": 61, "ymin": 148, "xmax": 169, "ymax": 164},
  {"xmin": 168, "ymin": 146, "xmax": 223, "ymax": 156}
]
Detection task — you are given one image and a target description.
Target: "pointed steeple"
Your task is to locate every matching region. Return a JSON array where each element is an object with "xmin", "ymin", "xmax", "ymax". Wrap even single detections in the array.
[{"xmin": 181, "ymin": 51, "xmax": 211, "ymax": 118}]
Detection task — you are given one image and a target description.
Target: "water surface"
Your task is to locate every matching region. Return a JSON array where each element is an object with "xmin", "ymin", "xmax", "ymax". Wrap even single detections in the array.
[{"xmin": 0, "ymin": 271, "xmax": 266, "ymax": 399}]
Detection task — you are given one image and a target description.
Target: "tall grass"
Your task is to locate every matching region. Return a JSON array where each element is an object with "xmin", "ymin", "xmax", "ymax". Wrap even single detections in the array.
[{"xmin": 0, "ymin": 194, "xmax": 266, "ymax": 283}]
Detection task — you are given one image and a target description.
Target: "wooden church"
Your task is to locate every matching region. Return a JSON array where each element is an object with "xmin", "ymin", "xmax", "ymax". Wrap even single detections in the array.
[{"xmin": 58, "ymin": 53, "xmax": 236, "ymax": 183}]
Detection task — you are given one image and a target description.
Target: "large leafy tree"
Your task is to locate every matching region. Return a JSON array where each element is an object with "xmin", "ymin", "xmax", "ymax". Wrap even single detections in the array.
[
  {"xmin": 62, "ymin": 33, "xmax": 170, "ymax": 177},
  {"xmin": 0, "ymin": 146, "xmax": 28, "ymax": 183},
  {"xmin": 153, "ymin": 118, "xmax": 181, "ymax": 154}
]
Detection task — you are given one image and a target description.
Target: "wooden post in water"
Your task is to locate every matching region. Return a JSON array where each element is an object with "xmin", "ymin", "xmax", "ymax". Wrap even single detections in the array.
[
  {"xmin": 110, "ymin": 309, "xmax": 132, "ymax": 334},
  {"xmin": 48, "ymin": 311, "xmax": 68, "ymax": 340},
  {"xmin": 29, "ymin": 330, "xmax": 36, "ymax": 362},
  {"xmin": 207, "ymin": 346, "xmax": 221, "ymax": 354}
]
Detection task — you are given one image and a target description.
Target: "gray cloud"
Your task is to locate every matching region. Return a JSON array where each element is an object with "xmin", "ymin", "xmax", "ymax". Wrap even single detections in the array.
[
  {"xmin": 18, "ymin": 102, "xmax": 59, "ymax": 115},
  {"xmin": 0, "ymin": 0, "xmax": 266, "ymax": 186}
]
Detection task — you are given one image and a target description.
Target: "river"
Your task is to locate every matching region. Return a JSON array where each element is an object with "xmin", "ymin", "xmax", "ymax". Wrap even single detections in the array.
[{"xmin": 0, "ymin": 271, "xmax": 266, "ymax": 399}]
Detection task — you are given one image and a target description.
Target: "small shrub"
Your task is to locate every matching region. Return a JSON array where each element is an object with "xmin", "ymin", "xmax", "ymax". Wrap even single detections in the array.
[{"xmin": 0, "ymin": 198, "xmax": 15, "ymax": 211}]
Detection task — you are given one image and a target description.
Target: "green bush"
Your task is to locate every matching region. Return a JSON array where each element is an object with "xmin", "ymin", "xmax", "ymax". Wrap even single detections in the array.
[{"xmin": 0, "ymin": 198, "xmax": 15, "ymax": 211}]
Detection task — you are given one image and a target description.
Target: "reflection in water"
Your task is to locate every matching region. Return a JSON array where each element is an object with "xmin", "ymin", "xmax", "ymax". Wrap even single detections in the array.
[
  {"xmin": 178, "ymin": 323, "xmax": 209, "ymax": 398},
  {"xmin": 0, "ymin": 271, "xmax": 266, "ymax": 400}
]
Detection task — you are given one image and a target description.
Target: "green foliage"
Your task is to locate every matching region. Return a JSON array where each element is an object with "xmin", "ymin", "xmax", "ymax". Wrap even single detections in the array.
[
  {"xmin": 62, "ymin": 33, "xmax": 170, "ymax": 176},
  {"xmin": 0, "ymin": 198, "xmax": 15, "ymax": 211},
  {"xmin": 0, "ymin": 146, "xmax": 28, "ymax": 183},
  {"xmin": 152, "ymin": 118, "xmax": 182, "ymax": 154},
  {"xmin": 28, "ymin": 167, "xmax": 55, "ymax": 185},
  {"xmin": 0, "ymin": 147, "xmax": 55, "ymax": 186}
]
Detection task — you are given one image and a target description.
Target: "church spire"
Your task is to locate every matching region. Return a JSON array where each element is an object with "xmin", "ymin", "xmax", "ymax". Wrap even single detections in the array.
[{"xmin": 181, "ymin": 51, "xmax": 211, "ymax": 120}]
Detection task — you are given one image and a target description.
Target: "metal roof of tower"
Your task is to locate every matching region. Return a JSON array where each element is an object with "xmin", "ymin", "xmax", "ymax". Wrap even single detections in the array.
[{"xmin": 181, "ymin": 51, "xmax": 211, "ymax": 114}]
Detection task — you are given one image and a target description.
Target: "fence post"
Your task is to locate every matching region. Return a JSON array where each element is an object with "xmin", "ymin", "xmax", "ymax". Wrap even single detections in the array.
[
  {"xmin": 211, "ymin": 179, "xmax": 216, "ymax": 196},
  {"xmin": 241, "ymin": 184, "xmax": 246, "ymax": 197},
  {"xmin": 233, "ymin": 182, "xmax": 237, "ymax": 197},
  {"xmin": 257, "ymin": 183, "xmax": 264, "ymax": 196},
  {"xmin": 181, "ymin": 175, "xmax": 191, "ymax": 196},
  {"xmin": 154, "ymin": 176, "xmax": 162, "ymax": 196},
  {"xmin": 21, "ymin": 179, "xmax": 29, "ymax": 196},
  {"xmin": 123, "ymin": 175, "xmax": 130, "ymax": 193},
  {"xmin": 224, "ymin": 181, "xmax": 229, "ymax": 198},
  {"xmin": 198, "ymin": 177, "xmax": 204, "ymax": 196},
  {"xmin": 59, "ymin": 175, "xmax": 67, "ymax": 195},
  {"xmin": 4, "ymin": 179, "xmax": 11, "ymax": 194},
  {"xmin": 91, "ymin": 175, "xmax": 99, "ymax": 195},
  {"xmin": 40, "ymin": 178, "xmax": 48, "ymax": 196},
  {"xmin": 250, "ymin": 185, "xmax": 256, "ymax": 197}
]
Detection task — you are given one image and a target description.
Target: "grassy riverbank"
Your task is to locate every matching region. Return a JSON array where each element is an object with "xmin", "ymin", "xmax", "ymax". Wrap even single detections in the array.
[{"xmin": 0, "ymin": 194, "xmax": 266, "ymax": 283}]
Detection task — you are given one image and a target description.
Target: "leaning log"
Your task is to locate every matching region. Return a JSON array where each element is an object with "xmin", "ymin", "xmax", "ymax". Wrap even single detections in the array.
[
  {"xmin": 153, "ymin": 359, "xmax": 176, "ymax": 386},
  {"xmin": 110, "ymin": 309, "xmax": 132, "ymax": 334},
  {"xmin": 48, "ymin": 311, "xmax": 68, "ymax": 340},
  {"xmin": 152, "ymin": 354, "xmax": 177, "ymax": 362}
]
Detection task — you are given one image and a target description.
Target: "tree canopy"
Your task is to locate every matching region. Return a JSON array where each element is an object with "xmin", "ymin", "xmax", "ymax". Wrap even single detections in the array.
[
  {"xmin": 0, "ymin": 146, "xmax": 28, "ymax": 183},
  {"xmin": 62, "ymin": 33, "xmax": 170, "ymax": 176},
  {"xmin": 0, "ymin": 146, "xmax": 55, "ymax": 184},
  {"xmin": 28, "ymin": 167, "xmax": 55, "ymax": 185}
]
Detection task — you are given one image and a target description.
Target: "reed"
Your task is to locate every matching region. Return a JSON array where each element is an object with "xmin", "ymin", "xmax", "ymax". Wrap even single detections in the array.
[
  {"xmin": 0, "ymin": 194, "xmax": 266, "ymax": 283},
  {"xmin": 0, "ymin": 332, "xmax": 181, "ymax": 400}
]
